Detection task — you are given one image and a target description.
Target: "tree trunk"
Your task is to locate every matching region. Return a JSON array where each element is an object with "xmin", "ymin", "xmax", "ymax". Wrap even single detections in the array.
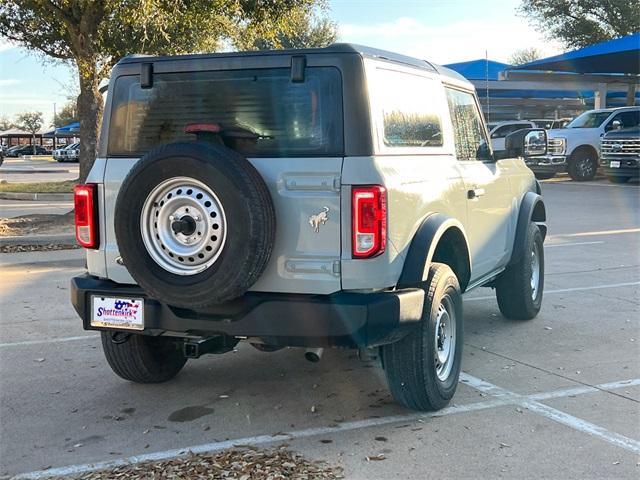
[{"xmin": 77, "ymin": 59, "xmax": 103, "ymax": 183}]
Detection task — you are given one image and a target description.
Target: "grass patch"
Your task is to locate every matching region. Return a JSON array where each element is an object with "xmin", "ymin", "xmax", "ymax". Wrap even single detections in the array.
[{"xmin": 0, "ymin": 180, "xmax": 76, "ymax": 193}]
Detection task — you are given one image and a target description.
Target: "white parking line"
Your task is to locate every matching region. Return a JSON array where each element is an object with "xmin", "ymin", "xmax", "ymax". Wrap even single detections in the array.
[
  {"xmin": 461, "ymin": 373, "xmax": 640, "ymax": 455},
  {"xmin": 464, "ymin": 281, "xmax": 640, "ymax": 302},
  {"xmin": 545, "ymin": 241, "xmax": 605, "ymax": 248},
  {"xmin": 0, "ymin": 335, "xmax": 98, "ymax": 348},
  {"xmin": 523, "ymin": 400, "xmax": 640, "ymax": 453},
  {"xmin": 14, "ymin": 375, "xmax": 640, "ymax": 479},
  {"xmin": 550, "ymin": 228, "xmax": 640, "ymax": 238}
]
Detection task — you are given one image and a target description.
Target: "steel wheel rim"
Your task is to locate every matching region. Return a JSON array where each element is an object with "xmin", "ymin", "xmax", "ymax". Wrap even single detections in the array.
[
  {"xmin": 530, "ymin": 242, "xmax": 540, "ymax": 300},
  {"xmin": 140, "ymin": 176, "xmax": 227, "ymax": 275},
  {"xmin": 434, "ymin": 296, "xmax": 456, "ymax": 381}
]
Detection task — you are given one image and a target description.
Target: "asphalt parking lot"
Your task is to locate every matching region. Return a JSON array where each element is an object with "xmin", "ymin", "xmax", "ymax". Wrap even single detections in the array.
[
  {"xmin": 0, "ymin": 157, "xmax": 78, "ymax": 183},
  {"xmin": 1, "ymin": 178, "xmax": 638, "ymax": 479}
]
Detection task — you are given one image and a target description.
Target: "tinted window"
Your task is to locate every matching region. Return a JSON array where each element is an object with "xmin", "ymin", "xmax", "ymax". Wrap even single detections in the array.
[
  {"xmin": 376, "ymin": 69, "xmax": 443, "ymax": 148},
  {"xmin": 108, "ymin": 67, "xmax": 343, "ymax": 157},
  {"xmin": 445, "ymin": 88, "xmax": 491, "ymax": 161}
]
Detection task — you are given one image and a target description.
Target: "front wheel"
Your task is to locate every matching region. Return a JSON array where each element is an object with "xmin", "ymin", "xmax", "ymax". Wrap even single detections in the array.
[
  {"xmin": 101, "ymin": 332, "xmax": 187, "ymax": 383},
  {"xmin": 568, "ymin": 150, "xmax": 598, "ymax": 181},
  {"xmin": 495, "ymin": 222, "xmax": 544, "ymax": 320},
  {"xmin": 381, "ymin": 263, "xmax": 463, "ymax": 411}
]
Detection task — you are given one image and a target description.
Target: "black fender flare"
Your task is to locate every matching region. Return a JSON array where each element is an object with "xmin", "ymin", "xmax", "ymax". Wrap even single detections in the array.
[
  {"xmin": 508, "ymin": 191, "xmax": 547, "ymax": 266},
  {"xmin": 398, "ymin": 213, "xmax": 471, "ymax": 291}
]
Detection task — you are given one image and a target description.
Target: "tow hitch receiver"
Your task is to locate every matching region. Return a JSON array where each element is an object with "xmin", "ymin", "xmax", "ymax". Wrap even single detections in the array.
[{"xmin": 183, "ymin": 336, "xmax": 239, "ymax": 358}]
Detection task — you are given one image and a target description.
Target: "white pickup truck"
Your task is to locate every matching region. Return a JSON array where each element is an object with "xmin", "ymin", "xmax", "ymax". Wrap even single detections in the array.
[{"xmin": 545, "ymin": 106, "xmax": 640, "ymax": 181}]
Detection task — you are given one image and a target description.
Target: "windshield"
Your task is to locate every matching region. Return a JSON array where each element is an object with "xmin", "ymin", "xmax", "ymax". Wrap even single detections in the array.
[{"xmin": 566, "ymin": 111, "xmax": 611, "ymax": 129}]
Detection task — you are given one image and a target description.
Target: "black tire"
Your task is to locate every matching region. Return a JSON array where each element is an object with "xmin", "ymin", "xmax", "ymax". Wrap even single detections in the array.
[
  {"xmin": 607, "ymin": 176, "xmax": 630, "ymax": 184},
  {"xmin": 101, "ymin": 332, "xmax": 187, "ymax": 383},
  {"xmin": 568, "ymin": 149, "xmax": 598, "ymax": 181},
  {"xmin": 496, "ymin": 222, "xmax": 544, "ymax": 320},
  {"xmin": 381, "ymin": 263, "xmax": 463, "ymax": 411},
  {"xmin": 115, "ymin": 141, "xmax": 275, "ymax": 308},
  {"xmin": 534, "ymin": 172, "xmax": 555, "ymax": 180}
]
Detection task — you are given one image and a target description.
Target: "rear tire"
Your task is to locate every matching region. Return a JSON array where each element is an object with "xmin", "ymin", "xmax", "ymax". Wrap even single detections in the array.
[
  {"xmin": 568, "ymin": 150, "xmax": 598, "ymax": 181},
  {"xmin": 381, "ymin": 263, "xmax": 463, "ymax": 411},
  {"xmin": 101, "ymin": 332, "xmax": 187, "ymax": 383},
  {"xmin": 495, "ymin": 222, "xmax": 544, "ymax": 320}
]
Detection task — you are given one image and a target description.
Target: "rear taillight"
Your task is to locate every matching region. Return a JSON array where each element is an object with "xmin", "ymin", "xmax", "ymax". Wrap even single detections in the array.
[
  {"xmin": 74, "ymin": 184, "xmax": 98, "ymax": 249},
  {"xmin": 352, "ymin": 185, "xmax": 387, "ymax": 258}
]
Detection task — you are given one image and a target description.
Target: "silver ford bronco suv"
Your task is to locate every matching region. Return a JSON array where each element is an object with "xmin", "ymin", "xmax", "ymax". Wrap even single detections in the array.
[{"xmin": 71, "ymin": 44, "xmax": 547, "ymax": 412}]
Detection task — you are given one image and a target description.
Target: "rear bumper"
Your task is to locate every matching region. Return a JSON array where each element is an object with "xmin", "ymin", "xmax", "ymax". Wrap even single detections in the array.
[{"xmin": 71, "ymin": 274, "xmax": 425, "ymax": 348}]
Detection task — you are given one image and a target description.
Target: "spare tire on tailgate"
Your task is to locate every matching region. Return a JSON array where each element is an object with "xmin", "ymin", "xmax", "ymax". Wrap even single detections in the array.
[{"xmin": 115, "ymin": 141, "xmax": 275, "ymax": 308}]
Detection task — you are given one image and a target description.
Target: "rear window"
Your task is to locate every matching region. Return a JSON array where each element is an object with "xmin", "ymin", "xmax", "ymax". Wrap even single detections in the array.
[{"xmin": 107, "ymin": 67, "xmax": 343, "ymax": 157}]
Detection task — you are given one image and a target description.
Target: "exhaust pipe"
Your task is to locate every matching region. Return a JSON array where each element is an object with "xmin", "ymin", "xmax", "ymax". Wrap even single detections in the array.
[{"xmin": 304, "ymin": 348, "xmax": 324, "ymax": 363}]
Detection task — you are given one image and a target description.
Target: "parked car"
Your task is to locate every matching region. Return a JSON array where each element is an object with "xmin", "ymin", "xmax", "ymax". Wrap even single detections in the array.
[
  {"xmin": 54, "ymin": 142, "xmax": 80, "ymax": 162},
  {"xmin": 4, "ymin": 144, "xmax": 48, "ymax": 157},
  {"xmin": 600, "ymin": 126, "xmax": 640, "ymax": 183},
  {"xmin": 545, "ymin": 106, "xmax": 640, "ymax": 181},
  {"xmin": 71, "ymin": 44, "xmax": 547, "ymax": 412},
  {"xmin": 488, "ymin": 120, "xmax": 536, "ymax": 151}
]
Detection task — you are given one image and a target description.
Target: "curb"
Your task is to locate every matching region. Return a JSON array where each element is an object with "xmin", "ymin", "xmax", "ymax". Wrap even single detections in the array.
[
  {"xmin": 0, "ymin": 192, "xmax": 73, "ymax": 201},
  {"xmin": 0, "ymin": 234, "xmax": 76, "ymax": 247}
]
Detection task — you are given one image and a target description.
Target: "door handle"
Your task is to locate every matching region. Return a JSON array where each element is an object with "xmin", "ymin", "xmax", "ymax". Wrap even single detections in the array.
[{"xmin": 467, "ymin": 188, "xmax": 485, "ymax": 199}]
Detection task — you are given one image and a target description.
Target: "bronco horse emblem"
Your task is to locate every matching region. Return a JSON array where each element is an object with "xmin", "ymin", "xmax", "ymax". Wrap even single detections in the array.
[{"xmin": 308, "ymin": 207, "xmax": 330, "ymax": 233}]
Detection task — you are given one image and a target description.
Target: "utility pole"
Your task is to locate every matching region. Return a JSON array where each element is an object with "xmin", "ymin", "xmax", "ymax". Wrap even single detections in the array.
[{"xmin": 53, "ymin": 102, "xmax": 57, "ymax": 150}]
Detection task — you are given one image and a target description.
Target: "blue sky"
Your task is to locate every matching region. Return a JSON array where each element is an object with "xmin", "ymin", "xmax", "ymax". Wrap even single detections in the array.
[{"xmin": 0, "ymin": 0, "xmax": 561, "ymax": 126}]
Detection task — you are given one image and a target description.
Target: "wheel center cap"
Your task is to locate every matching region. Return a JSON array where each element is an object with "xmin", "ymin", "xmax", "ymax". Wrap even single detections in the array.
[{"xmin": 171, "ymin": 215, "xmax": 197, "ymax": 236}]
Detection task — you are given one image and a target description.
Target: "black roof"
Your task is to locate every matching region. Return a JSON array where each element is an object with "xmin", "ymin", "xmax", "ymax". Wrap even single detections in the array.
[{"xmin": 117, "ymin": 43, "xmax": 438, "ymax": 73}]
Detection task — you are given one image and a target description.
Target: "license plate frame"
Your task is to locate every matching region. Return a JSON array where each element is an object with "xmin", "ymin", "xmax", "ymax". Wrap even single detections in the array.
[{"xmin": 91, "ymin": 296, "xmax": 144, "ymax": 330}]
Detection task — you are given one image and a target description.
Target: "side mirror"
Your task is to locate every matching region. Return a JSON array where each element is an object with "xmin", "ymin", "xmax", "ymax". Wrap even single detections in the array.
[{"xmin": 504, "ymin": 128, "xmax": 547, "ymax": 157}]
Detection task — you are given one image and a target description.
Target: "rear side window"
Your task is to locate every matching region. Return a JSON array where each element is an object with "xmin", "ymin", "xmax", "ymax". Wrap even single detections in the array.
[
  {"xmin": 445, "ymin": 88, "xmax": 491, "ymax": 161},
  {"xmin": 375, "ymin": 69, "xmax": 443, "ymax": 148},
  {"xmin": 107, "ymin": 67, "xmax": 343, "ymax": 157}
]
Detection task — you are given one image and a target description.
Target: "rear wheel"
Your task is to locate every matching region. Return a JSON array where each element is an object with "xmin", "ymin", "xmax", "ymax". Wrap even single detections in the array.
[
  {"xmin": 101, "ymin": 332, "xmax": 187, "ymax": 383},
  {"xmin": 115, "ymin": 141, "xmax": 275, "ymax": 308},
  {"xmin": 495, "ymin": 222, "xmax": 544, "ymax": 320},
  {"xmin": 568, "ymin": 150, "xmax": 598, "ymax": 181},
  {"xmin": 381, "ymin": 263, "xmax": 463, "ymax": 411}
]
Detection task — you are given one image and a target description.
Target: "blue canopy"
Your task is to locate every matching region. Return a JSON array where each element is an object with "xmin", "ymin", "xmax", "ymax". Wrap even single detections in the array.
[
  {"xmin": 42, "ymin": 122, "xmax": 80, "ymax": 137},
  {"xmin": 444, "ymin": 59, "xmax": 512, "ymax": 81},
  {"xmin": 57, "ymin": 122, "xmax": 80, "ymax": 133},
  {"xmin": 514, "ymin": 33, "xmax": 640, "ymax": 74}
]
